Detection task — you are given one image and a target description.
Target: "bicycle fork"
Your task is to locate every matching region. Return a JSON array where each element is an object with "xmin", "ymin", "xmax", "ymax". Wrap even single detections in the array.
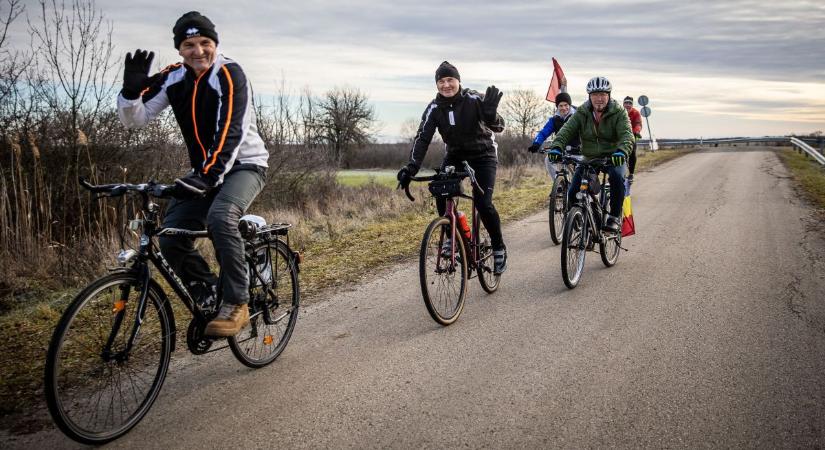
[{"xmin": 102, "ymin": 263, "xmax": 151, "ymax": 363}]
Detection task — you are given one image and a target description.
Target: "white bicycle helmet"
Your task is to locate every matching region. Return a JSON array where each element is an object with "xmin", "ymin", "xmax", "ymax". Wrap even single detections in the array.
[{"xmin": 586, "ymin": 76, "xmax": 612, "ymax": 94}]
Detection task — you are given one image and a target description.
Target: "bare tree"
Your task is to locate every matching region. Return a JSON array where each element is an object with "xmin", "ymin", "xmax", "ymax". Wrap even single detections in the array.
[
  {"xmin": 317, "ymin": 86, "xmax": 376, "ymax": 168},
  {"xmin": 500, "ymin": 88, "xmax": 553, "ymax": 139},
  {"xmin": 28, "ymin": 0, "xmax": 116, "ymax": 144},
  {"xmin": 0, "ymin": 0, "xmax": 27, "ymax": 105},
  {"xmin": 399, "ymin": 117, "xmax": 419, "ymax": 144}
]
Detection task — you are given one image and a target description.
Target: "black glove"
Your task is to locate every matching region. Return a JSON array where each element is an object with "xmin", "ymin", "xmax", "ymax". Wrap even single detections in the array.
[
  {"xmin": 481, "ymin": 85, "xmax": 503, "ymax": 122},
  {"xmin": 396, "ymin": 165, "xmax": 418, "ymax": 189},
  {"xmin": 528, "ymin": 143, "xmax": 540, "ymax": 153},
  {"xmin": 634, "ymin": 132, "xmax": 642, "ymax": 139},
  {"xmin": 173, "ymin": 172, "xmax": 212, "ymax": 199},
  {"xmin": 122, "ymin": 49, "xmax": 155, "ymax": 100}
]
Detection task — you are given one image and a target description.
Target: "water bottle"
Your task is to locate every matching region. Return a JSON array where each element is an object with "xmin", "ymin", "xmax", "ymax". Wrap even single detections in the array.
[{"xmin": 457, "ymin": 211, "xmax": 472, "ymax": 240}]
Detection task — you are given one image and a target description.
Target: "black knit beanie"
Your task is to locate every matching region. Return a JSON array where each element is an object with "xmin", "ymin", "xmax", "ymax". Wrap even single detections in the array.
[
  {"xmin": 435, "ymin": 61, "xmax": 460, "ymax": 82},
  {"xmin": 623, "ymin": 96, "xmax": 633, "ymax": 104},
  {"xmin": 555, "ymin": 92, "xmax": 572, "ymax": 105},
  {"xmin": 173, "ymin": 11, "xmax": 219, "ymax": 49}
]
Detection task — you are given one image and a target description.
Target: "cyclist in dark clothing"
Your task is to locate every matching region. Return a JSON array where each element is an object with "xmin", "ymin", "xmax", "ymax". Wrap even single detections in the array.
[
  {"xmin": 397, "ymin": 61, "xmax": 508, "ymax": 273},
  {"xmin": 117, "ymin": 11, "xmax": 268, "ymax": 337}
]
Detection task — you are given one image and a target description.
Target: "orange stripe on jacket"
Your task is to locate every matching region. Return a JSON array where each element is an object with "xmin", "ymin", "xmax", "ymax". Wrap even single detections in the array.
[
  {"xmin": 203, "ymin": 65, "xmax": 234, "ymax": 174},
  {"xmin": 191, "ymin": 70, "xmax": 209, "ymax": 162}
]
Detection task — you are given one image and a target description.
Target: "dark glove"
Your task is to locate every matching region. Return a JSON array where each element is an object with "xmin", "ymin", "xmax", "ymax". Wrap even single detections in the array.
[
  {"xmin": 173, "ymin": 172, "xmax": 212, "ymax": 199},
  {"xmin": 634, "ymin": 132, "xmax": 642, "ymax": 140},
  {"xmin": 528, "ymin": 143, "xmax": 540, "ymax": 153},
  {"xmin": 396, "ymin": 165, "xmax": 417, "ymax": 189},
  {"xmin": 548, "ymin": 149, "xmax": 562, "ymax": 162},
  {"xmin": 481, "ymin": 85, "xmax": 503, "ymax": 122},
  {"xmin": 611, "ymin": 151, "xmax": 627, "ymax": 167},
  {"xmin": 122, "ymin": 49, "xmax": 155, "ymax": 100}
]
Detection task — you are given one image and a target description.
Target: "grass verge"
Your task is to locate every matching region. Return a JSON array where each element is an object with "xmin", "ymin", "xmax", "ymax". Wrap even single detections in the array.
[
  {"xmin": 777, "ymin": 148, "xmax": 825, "ymax": 210},
  {"xmin": 635, "ymin": 148, "xmax": 694, "ymax": 172}
]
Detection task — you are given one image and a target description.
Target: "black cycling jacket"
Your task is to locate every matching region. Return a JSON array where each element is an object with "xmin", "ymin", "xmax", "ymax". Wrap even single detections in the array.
[
  {"xmin": 408, "ymin": 87, "xmax": 505, "ymax": 170},
  {"xmin": 117, "ymin": 54, "xmax": 268, "ymax": 186}
]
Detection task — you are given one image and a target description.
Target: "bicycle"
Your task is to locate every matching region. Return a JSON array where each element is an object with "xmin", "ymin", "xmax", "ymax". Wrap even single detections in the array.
[
  {"xmin": 560, "ymin": 156, "xmax": 623, "ymax": 289},
  {"xmin": 539, "ymin": 146, "xmax": 578, "ymax": 245},
  {"xmin": 44, "ymin": 178, "xmax": 301, "ymax": 445},
  {"xmin": 402, "ymin": 161, "xmax": 500, "ymax": 325}
]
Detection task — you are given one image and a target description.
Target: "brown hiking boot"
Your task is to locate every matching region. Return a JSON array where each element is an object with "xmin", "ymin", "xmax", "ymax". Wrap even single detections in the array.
[{"xmin": 204, "ymin": 304, "xmax": 250, "ymax": 337}]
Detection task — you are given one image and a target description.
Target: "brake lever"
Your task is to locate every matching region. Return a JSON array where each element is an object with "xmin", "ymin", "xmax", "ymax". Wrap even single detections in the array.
[{"xmin": 462, "ymin": 161, "xmax": 485, "ymax": 195}]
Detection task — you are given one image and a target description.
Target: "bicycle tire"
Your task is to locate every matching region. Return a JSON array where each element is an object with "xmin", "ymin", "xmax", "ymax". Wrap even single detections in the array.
[
  {"xmin": 599, "ymin": 231, "xmax": 621, "ymax": 267},
  {"xmin": 548, "ymin": 176, "xmax": 567, "ymax": 245},
  {"xmin": 45, "ymin": 272, "xmax": 172, "ymax": 445},
  {"xmin": 476, "ymin": 215, "xmax": 500, "ymax": 293},
  {"xmin": 419, "ymin": 216, "xmax": 467, "ymax": 325},
  {"xmin": 229, "ymin": 240, "xmax": 300, "ymax": 368},
  {"xmin": 561, "ymin": 206, "xmax": 587, "ymax": 289}
]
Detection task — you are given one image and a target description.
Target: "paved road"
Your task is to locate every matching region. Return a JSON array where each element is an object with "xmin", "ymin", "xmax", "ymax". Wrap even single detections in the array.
[{"xmin": 7, "ymin": 146, "xmax": 825, "ymax": 448}]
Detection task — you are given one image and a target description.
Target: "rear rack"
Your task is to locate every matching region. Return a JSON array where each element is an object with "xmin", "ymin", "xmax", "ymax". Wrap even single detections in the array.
[{"xmin": 259, "ymin": 223, "xmax": 292, "ymax": 236}]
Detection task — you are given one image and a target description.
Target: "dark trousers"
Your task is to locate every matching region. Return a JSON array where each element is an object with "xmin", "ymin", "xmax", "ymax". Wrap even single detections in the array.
[
  {"xmin": 567, "ymin": 163, "xmax": 626, "ymax": 218},
  {"xmin": 436, "ymin": 156, "xmax": 505, "ymax": 250},
  {"xmin": 628, "ymin": 140, "xmax": 638, "ymax": 175},
  {"xmin": 159, "ymin": 165, "xmax": 266, "ymax": 305}
]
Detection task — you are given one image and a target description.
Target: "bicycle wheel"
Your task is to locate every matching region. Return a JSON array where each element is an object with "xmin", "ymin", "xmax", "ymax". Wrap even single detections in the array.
[
  {"xmin": 229, "ymin": 240, "xmax": 300, "ymax": 368},
  {"xmin": 420, "ymin": 217, "xmax": 467, "ymax": 325},
  {"xmin": 599, "ymin": 230, "xmax": 622, "ymax": 267},
  {"xmin": 561, "ymin": 206, "xmax": 588, "ymax": 289},
  {"xmin": 548, "ymin": 176, "xmax": 568, "ymax": 245},
  {"xmin": 45, "ymin": 272, "xmax": 172, "ymax": 445},
  {"xmin": 476, "ymin": 215, "xmax": 500, "ymax": 293}
]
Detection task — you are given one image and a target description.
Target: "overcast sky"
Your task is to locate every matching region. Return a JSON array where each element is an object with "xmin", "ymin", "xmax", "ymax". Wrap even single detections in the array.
[{"xmin": 10, "ymin": 0, "xmax": 825, "ymax": 140}]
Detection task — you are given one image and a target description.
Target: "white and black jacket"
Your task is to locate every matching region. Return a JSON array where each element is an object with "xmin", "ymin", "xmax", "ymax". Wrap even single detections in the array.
[
  {"xmin": 117, "ymin": 54, "xmax": 268, "ymax": 186},
  {"xmin": 408, "ymin": 87, "xmax": 505, "ymax": 171}
]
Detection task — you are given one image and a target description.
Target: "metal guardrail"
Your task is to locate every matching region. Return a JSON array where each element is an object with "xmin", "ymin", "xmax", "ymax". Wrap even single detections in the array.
[
  {"xmin": 636, "ymin": 136, "xmax": 825, "ymax": 166},
  {"xmin": 790, "ymin": 137, "xmax": 825, "ymax": 165}
]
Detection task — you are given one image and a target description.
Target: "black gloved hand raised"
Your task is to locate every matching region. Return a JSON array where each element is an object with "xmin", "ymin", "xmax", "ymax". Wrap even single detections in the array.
[
  {"xmin": 173, "ymin": 172, "xmax": 212, "ymax": 199},
  {"xmin": 528, "ymin": 143, "xmax": 540, "ymax": 153},
  {"xmin": 481, "ymin": 85, "xmax": 503, "ymax": 122},
  {"xmin": 122, "ymin": 49, "xmax": 155, "ymax": 100}
]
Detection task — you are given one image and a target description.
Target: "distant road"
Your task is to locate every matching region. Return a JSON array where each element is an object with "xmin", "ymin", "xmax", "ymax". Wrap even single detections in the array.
[{"xmin": 7, "ymin": 146, "xmax": 825, "ymax": 448}]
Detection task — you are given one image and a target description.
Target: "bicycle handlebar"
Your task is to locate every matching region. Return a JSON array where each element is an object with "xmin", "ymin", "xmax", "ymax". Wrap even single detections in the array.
[
  {"xmin": 79, "ymin": 177, "xmax": 175, "ymax": 199},
  {"xmin": 400, "ymin": 161, "xmax": 484, "ymax": 202}
]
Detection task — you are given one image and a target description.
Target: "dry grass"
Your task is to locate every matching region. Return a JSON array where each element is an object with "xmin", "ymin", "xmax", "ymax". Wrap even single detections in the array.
[
  {"xmin": 635, "ymin": 149, "xmax": 694, "ymax": 172},
  {"xmin": 777, "ymin": 148, "xmax": 825, "ymax": 210}
]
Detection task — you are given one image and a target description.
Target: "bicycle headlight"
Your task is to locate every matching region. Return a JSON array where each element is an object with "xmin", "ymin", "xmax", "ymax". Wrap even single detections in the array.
[{"xmin": 116, "ymin": 249, "xmax": 137, "ymax": 266}]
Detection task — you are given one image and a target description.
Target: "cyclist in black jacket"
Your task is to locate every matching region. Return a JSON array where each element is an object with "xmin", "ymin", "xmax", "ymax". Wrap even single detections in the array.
[
  {"xmin": 117, "ymin": 12, "xmax": 268, "ymax": 337},
  {"xmin": 397, "ymin": 61, "xmax": 508, "ymax": 273}
]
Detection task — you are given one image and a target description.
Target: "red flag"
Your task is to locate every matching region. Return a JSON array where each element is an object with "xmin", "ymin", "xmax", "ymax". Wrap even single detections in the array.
[{"xmin": 545, "ymin": 57, "xmax": 566, "ymax": 103}]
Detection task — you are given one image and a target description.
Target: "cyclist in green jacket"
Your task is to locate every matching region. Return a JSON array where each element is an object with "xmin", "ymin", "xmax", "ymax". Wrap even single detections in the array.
[{"xmin": 548, "ymin": 76, "xmax": 634, "ymax": 232}]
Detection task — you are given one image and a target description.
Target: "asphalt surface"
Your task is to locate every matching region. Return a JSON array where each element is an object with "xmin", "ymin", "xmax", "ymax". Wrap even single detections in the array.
[{"xmin": 6, "ymin": 146, "xmax": 825, "ymax": 448}]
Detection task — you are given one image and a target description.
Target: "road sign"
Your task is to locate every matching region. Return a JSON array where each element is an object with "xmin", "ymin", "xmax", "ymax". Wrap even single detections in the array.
[
  {"xmin": 638, "ymin": 95, "xmax": 649, "ymax": 106},
  {"xmin": 641, "ymin": 106, "xmax": 652, "ymax": 117}
]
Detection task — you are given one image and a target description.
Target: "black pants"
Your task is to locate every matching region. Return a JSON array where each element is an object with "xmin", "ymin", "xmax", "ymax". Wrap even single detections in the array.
[
  {"xmin": 159, "ymin": 165, "xmax": 266, "ymax": 305},
  {"xmin": 628, "ymin": 140, "xmax": 637, "ymax": 175},
  {"xmin": 567, "ymin": 163, "xmax": 626, "ymax": 218},
  {"xmin": 436, "ymin": 156, "xmax": 505, "ymax": 250}
]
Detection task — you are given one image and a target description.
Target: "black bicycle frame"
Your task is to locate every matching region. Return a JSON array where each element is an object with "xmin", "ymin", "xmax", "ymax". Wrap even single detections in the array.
[{"xmin": 576, "ymin": 167, "xmax": 611, "ymax": 245}]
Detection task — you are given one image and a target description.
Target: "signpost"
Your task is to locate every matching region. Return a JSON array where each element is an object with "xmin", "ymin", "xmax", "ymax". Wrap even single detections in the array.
[{"xmin": 637, "ymin": 95, "xmax": 656, "ymax": 151}]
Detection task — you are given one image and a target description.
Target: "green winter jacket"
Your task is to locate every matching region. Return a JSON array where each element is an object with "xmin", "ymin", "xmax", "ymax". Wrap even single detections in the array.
[{"xmin": 550, "ymin": 98, "xmax": 634, "ymax": 159}]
